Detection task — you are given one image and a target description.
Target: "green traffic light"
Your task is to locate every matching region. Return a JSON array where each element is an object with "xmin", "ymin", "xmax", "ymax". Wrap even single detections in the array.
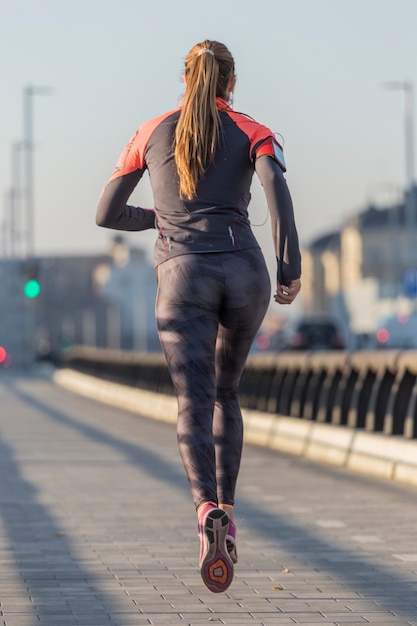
[{"xmin": 24, "ymin": 279, "xmax": 41, "ymax": 299}]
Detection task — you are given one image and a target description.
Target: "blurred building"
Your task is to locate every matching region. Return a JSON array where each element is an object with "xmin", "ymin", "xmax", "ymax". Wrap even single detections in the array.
[
  {"xmin": 0, "ymin": 237, "xmax": 160, "ymax": 368},
  {"xmin": 0, "ymin": 259, "xmax": 28, "ymax": 367},
  {"xmin": 301, "ymin": 187, "xmax": 417, "ymax": 347}
]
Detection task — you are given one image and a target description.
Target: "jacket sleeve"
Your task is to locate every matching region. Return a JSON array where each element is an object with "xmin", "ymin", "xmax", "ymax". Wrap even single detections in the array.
[
  {"xmin": 96, "ymin": 170, "xmax": 156, "ymax": 231},
  {"xmin": 255, "ymin": 155, "xmax": 301, "ymax": 285}
]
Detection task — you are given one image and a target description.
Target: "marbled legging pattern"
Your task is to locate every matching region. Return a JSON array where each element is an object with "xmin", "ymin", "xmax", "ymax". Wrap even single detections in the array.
[{"xmin": 155, "ymin": 249, "xmax": 271, "ymax": 509}]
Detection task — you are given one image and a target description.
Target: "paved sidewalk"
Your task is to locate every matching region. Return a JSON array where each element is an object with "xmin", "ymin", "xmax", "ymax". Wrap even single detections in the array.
[{"xmin": 1, "ymin": 374, "xmax": 417, "ymax": 626}]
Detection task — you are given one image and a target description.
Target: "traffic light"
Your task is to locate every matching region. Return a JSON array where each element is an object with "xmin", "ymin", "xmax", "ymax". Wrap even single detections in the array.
[
  {"xmin": 24, "ymin": 277, "xmax": 41, "ymax": 299},
  {"xmin": 22, "ymin": 263, "xmax": 41, "ymax": 299}
]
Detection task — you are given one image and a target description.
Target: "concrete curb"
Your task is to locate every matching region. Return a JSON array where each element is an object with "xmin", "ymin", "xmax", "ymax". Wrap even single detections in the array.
[{"xmin": 53, "ymin": 368, "xmax": 417, "ymax": 489}]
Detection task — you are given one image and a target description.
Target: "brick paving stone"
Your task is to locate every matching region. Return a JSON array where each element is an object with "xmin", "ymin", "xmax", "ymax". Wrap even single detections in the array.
[
  {"xmin": 1, "ymin": 374, "xmax": 417, "ymax": 626},
  {"xmin": 359, "ymin": 616, "xmax": 417, "ymax": 623},
  {"xmin": 0, "ymin": 615, "xmax": 40, "ymax": 626},
  {"xmin": 327, "ymin": 614, "xmax": 387, "ymax": 623},
  {"xmin": 289, "ymin": 618, "xmax": 363, "ymax": 624}
]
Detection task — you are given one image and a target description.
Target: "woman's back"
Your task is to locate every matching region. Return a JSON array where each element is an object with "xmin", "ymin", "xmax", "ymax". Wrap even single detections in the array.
[{"xmin": 105, "ymin": 98, "xmax": 284, "ymax": 262}]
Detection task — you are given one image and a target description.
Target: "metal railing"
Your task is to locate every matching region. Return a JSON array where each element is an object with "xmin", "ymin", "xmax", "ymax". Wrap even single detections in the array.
[{"xmin": 60, "ymin": 347, "xmax": 417, "ymax": 439}]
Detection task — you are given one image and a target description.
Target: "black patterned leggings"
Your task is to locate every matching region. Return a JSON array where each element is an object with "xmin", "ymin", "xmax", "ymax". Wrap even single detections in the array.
[{"xmin": 155, "ymin": 248, "xmax": 271, "ymax": 509}]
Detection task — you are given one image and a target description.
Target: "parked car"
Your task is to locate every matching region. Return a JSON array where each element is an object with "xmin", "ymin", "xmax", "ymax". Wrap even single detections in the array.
[
  {"xmin": 276, "ymin": 314, "xmax": 346, "ymax": 351},
  {"xmin": 375, "ymin": 312, "xmax": 417, "ymax": 349}
]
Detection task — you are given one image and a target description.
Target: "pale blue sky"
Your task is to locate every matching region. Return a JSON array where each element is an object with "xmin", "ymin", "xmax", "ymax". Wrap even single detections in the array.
[{"xmin": 2, "ymin": 0, "xmax": 417, "ymax": 272}]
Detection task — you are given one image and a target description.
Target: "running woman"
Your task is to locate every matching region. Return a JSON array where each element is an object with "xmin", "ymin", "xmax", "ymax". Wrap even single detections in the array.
[{"xmin": 96, "ymin": 39, "xmax": 301, "ymax": 593}]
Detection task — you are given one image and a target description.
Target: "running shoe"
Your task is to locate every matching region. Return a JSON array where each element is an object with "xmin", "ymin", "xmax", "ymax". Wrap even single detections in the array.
[
  {"xmin": 226, "ymin": 519, "xmax": 238, "ymax": 564},
  {"xmin": 198, "ymin": 507, "xmax": 234, "ymax": 593}
]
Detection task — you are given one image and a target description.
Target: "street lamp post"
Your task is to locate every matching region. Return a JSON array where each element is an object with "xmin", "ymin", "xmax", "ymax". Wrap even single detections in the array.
[
  {"xmin": 403, "ymin": 82, "xmax": 415, "ymax": 189},
  {"xmin": 10, "ymin": 141, "xmax": 25, "ymax": 258},
  {"xmin": 2, "ymin": 192, "xmax": 10, "ymax": 258},
  {"xmin": 384, "ymin": 81, "xmax": 416, "ymax": 265},
  {"xmin": 385, "ymin": 81, "xmax": 415, "ymax": 189},
  {"xmin": 23, "ymin": 85, "xmax": 52, "ymax": 258}
]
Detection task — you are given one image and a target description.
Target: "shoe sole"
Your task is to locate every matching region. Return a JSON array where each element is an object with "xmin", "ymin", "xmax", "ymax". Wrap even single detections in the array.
[{"xmin": 200, "ymin": 509, "xmax": 234, "ymax": 593}]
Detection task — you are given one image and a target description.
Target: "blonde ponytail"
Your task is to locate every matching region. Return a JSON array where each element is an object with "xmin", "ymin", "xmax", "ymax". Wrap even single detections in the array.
[{"xmin": 174, "ymin": 40, "xmax": 235, "ymax": 200}]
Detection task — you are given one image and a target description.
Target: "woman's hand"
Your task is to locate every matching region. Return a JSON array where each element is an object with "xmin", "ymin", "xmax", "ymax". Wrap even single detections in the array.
[{"xmin": 274, "ymin": 278, "xmax": 301, "ymax": 305}]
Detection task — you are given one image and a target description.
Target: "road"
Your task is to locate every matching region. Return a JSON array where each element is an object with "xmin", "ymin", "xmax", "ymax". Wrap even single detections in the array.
[{"xmin": 0, "ymin": 373, "xmax": 417, "ymax": 625}]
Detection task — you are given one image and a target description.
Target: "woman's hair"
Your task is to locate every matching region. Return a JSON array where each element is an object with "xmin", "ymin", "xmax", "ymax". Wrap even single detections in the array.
[{"xmin": 174, "ymin": 40, "xmax": 235, "ymax": 200}]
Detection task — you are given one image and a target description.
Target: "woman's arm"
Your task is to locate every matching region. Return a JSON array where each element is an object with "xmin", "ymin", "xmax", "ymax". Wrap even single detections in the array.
[
  {"xmin": 255, "ymin": 155, "xmax": 301, "ymax": 287},
  {"xmin": 96, "ymin": 170, "xmax": 156, "ymax": 231}
]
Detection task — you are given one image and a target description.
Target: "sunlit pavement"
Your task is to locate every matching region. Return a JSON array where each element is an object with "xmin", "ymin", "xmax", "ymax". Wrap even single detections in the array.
[{"xmin": 1, "ymin": 373, "xmax": 417, "ymax": 626}]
